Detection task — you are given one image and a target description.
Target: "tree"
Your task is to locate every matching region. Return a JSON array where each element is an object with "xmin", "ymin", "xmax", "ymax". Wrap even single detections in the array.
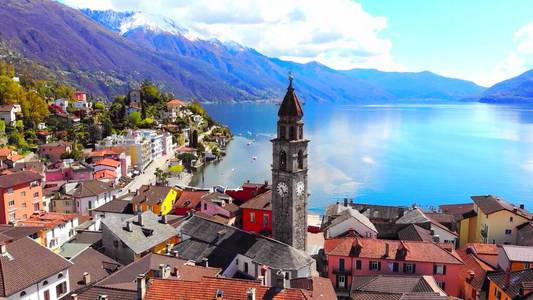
[
  {"xmin": 0, "ymin": 120, "xmax": 6, "ymax": 135},
  {"xmin": 0, "ymin": 76, "xmax": 22, "ymax": 105},
  {"xmin": 128, "ymin": 111, "xmax": 143, "ymax": 128},
  {"xmin": 169, "ymin": 164, "xmax": 184, "ymax": 174},
  {"xmin": 154, "ymin": 167, "xmax": 169, "ymax": 185},
  {"xmin": 94, "ymin": 101, "xmax": 105, "ymax": 110},
  {"xmin": 20, "ymin": 90, "xmax": 49, "ymax": 126}
]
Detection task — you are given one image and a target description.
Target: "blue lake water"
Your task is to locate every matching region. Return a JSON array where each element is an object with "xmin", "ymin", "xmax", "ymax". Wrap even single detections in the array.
[{"xmin": 191, "ymin": 102, "xmax": 533, "ymax": 213}]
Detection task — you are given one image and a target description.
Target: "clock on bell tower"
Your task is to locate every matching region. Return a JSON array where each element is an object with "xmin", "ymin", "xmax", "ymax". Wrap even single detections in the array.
[{"xmin": 271, "ymin": 74, "xmax": 309, "ymax": 251}]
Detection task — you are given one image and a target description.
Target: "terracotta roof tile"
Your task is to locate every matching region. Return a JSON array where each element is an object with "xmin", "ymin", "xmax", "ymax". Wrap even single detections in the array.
[
  {"xmin": 0, "ymin": 171, "xmax": 42, "ymax": 189},
  {"xmin": 94, "ymin": 169, "xmax": 117, "ymax": 179},
  {"xmin": 471, "ymin": 195, "xmax": 531, "ymax": 218},
  {"xmin": 69, "ymin": 247, "xmax": 122, "ymax": 292},
  {"xmin": 175, "ymin": 191, "xmax": 207, "ymax": 210},
  {"xmin": 241, "ymin": 190, "xmax": 272, "ymax": 210},
  {"xmin": 17, "ymin": 212, "xmax": 78, "ymax": 230},
  {"xmin": 95, "ymin": 158, "xmax": 120, "ymax": 168}
]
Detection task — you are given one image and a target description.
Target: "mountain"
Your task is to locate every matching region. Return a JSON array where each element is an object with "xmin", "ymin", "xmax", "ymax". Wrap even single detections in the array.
[
  {"xmin": 0, "ymin": 0, "xmax": 485, "ymax": 103},
  {"xmin": 480, "ymin": 69, "xmax": 533, "ymax": 103}
]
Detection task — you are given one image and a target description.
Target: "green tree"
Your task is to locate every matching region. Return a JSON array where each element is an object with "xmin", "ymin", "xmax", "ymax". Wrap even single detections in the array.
[
  {"xmin": 0, "ymin": 76, "xmax": 22, "ymax": 104},
  {"xmin": 94, "ymin": 101, "xmax": 105, "ymax": 110},
  {"xmin": 128, "ymin": 111, "xmax": 143, "ymax": 128},
  {"xmin": 0, "ymin": 120, "xmax": 6, "ymax": 135},
  {"xmin": 20, "ymin": 90, "xmax": 49, "ymax": 126},
  {"xmin": 154, "ymin": 167, "xmax": 169, "ymax": 185}
]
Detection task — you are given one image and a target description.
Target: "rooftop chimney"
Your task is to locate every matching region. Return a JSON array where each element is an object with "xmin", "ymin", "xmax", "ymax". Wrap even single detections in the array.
[
  {"xmin": 432, "ymin": 235, "xmax": 440, "ymax": 243},
  {"xmin": 343, "ymin": 198, "xmax": 348, "ymax": 207},
  {"xmin": 125, "ymin": 221, "xmax": 133, "ymax": 232},
  {"xmin": 520, "ymin": 204, "xmax": 525, "ymax": 210},
  {"xmin": 215, "ymin": 289, "xmax": 224, "ymax": 299},
  {"xmin": 83, "ymin": 272, "xmax": 91, "ymax": 285},
  {"xmin": 0, "ymin": 244, "xmax": 7, "ymax": 256},
  {"xmin": 137, "ymin": 213, "xmax": 144, "ymax": 226},
  {"xmin": 158, "ymin": 264, "xmax": 171, "ymax": 279},
  {"xmin": 173, "ymin": 250, "xmax": 179, "ymax": 258},
  {"xmin": 246, "ymin": 288, "xmax": 256, "ymax": 300},
  {"xmin": 160, "ymin": 214, "xmax": 168, "ymax": 224},
  {"xmin": 71, "ymin": 294, "xmax": 78, "ymax": 300},
  {"xmin": 257, "ymin": 275, "xmax": 265, "ymax": 286},
  {"xmin": 202, "ymin": 257, "xmax": 209, "ymax": 268},
  {"xmin": 466, "ymin": 270, "xmax": 475, "ymax": 283},
  {"xmin": 97, "ymin": 296, "xmax": 108, "ymax": 300},
  {"xmin": 137, "ymin": 274, "xmax": 146, "ymax": 300}
]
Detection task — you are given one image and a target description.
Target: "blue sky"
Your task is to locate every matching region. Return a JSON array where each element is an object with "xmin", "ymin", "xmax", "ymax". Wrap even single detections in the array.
[{"xmin": 62, "ymin": 0, "xmax": 533, "ymax": 86}]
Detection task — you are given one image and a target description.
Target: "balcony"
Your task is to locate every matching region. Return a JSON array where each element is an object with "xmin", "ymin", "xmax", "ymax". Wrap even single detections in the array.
[{"xmin": 332, "ymin": 268, "xmax": 352, "ymax": 275}]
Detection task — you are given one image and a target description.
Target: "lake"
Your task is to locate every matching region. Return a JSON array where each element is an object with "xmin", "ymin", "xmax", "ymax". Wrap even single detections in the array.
[{"xmin": 191, "ymin": 102, "xmax": 533, "ymax": 213}]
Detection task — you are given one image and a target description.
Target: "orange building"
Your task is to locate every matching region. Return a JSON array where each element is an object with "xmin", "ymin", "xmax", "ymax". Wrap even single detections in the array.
[
  {"xmin": 498, "ymin": 245, "xmax": 533, "ymax": 272},
  {"xmin": 0, "ymin": 171, "xmax": 43, "ymax": 224},
  {"xmin": 457, "ymin": 243, "xmax": 499, "ymax": 300}
]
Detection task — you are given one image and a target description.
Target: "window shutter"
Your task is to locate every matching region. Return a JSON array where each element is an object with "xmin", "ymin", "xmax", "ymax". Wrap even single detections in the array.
[
  {"xmin": 369, "ymin": 261, "xmax": 372, "ymax": 269},
  {"xmin": 403, "ymin": 263, "xmax": 407, "ymax": 273},
  {"xmin": 378, "ymin": 262, "xmax": 381, "ymax": 271},
  {"xmin": 443, "ymin": 265, "xmax": 447, "ymax": 275},
  {"xmin": 433, "ymin": 265, "xmax": 437, "ymax": 274},
  {"xmin": 412, "ymin": 264, "xmax": 416, "ymax": 273}
]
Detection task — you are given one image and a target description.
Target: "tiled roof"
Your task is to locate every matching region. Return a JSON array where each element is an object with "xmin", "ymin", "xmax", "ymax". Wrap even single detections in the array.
[
  {"xmin": 101, "ymin": 211, "xmax": 177, "ymax": 255},
  {"xmin": 324, "ymin": 237, "xmax": 464, "ymax": 264},
  {"xmin": 68, "ymin": 180, "xmax": 117, "ymax": 198},
  {"xmin": 145, "ymin": 277, "xmax": 311, "ymax": 300},
  {"xmin": 174, "ymin": 215, "xmax": 314, "ymax": 271},
  {"xmin": 88, "ymin": 149, "xmax": 122, "ymax": 157},
  {"xmin": 167, "ymin": 99, "xmax": 186, "ymax": 106},
  {"xmin": 94, "ymin": 169, "xmax": 117, "ymax": 179},
  {"xmin": 438, "ymin": 203, "xmax": 474, "ymax": 220},
  {"xmin": 69, "ymin": 231, "xmax": 103, "ymax": 246},
  {"xmin": 131, "ymin": 185, "xmax": 176, "ymax": 206},
  {"xmin": 396, "ymin": 208, "xmax": 457, "ymax": 237},
  {"xmin": 424, "ymin": 213, "xmax": 454, "ymax": 224},
  {"xmin": 397, "ymin": 224, "xmax": 434, "ymax": 242},
  {"xmin": 0, "ymin": 148, "xmax": 14, "ymax": 157},
  {"xmin": 471, "ymin": 195, "xmax": 531, "ymax": 218},
  {"xmin": 98, "ymin": 253, "xmax": 220, "ymax": 291},
  {"xmin": 457, "ymin": 246, "xmax": 494, "ymax": 291},
  {"xmin": 0, "ymin": 237, "xmax": 72, "ymax": 297},
  {"xmin": 0, "ymin": 104, "xmax": 17, "ymax": 112},
  {"xmin": 278, "ymin": 78, "xmax": 303, "ymax": 118},
  {"xmin": 290, "ymin": 277, "xmax": 336, "ymax": 300},
  {"xmin": 350, "ymin": 275, "xmax": 447, "ymax": 300},
  {"xmin": 0, "ymin": 171, "xmax": 42, "ymax": 189},
  {"xmin": 325, "ymin": 206, "xmax": 377, "ymax": 233},
  {"xmin": 517, "ymin": 222, "xmax": 533, "ymax": 246},
  {"xmin": 39, "ymin": 141, "xmax": 71, "ymax": 148},
  {"xmin": 501, "ymin": 245, "xmax": 533, "ymax": 262},
  {"xmin": 95, "ymin": 158, "xmax": 120, "ymax": 168},
  {"xmin": 70, "ymin": 286, "xmax": 137, "ymax": 300},
  {"xmin": 0, "ymin": 225, "xmax": 41, "ymax": 241},
  {"xmin": 17, "ymin": 212, "xmax": 78, "ymax": 230},
  {"xmin": 174, "ymin": 191, "xmax": 207, "ymax": 211},
  {"xmin": 488, "ymin": 269, "xmax": 533, "ymax": 299},
  {"xmin": 69, "ymin": 247, "xmax": 122, "ymax": 292},
  {"xmin": 93, "ymin": 198, "xmax": 132, "ymax": 214},
  {"xmin": 240, "ymin": 190, "xmax": 272, "ymax": 210}
]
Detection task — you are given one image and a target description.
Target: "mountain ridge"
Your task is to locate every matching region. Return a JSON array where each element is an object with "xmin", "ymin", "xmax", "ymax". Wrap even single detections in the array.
[{"xmin": 0, "ymin": 0, "xmax": 486, "ymax": 103}]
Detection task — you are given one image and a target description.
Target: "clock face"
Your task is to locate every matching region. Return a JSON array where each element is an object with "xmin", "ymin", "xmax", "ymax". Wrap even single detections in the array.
[
  {"xmin": 276, "ymin": 182, "xmax": 289, "ymax": 197},
  {"xmin": 296, "ymin": 181, "xmax": 305, "ymax": 196}
]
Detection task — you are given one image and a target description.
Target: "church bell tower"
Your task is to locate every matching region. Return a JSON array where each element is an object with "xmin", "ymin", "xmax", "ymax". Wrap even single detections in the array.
[{"xmin": 271, "ymin": 74, "xmax": 309, "ymax": 251}]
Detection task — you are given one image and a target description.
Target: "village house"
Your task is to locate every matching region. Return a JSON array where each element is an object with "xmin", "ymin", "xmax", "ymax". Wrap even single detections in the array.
[
  {"xmin": 17, "ymin": 211, "xmax": 79, "ymax": 251},
  {"xmin": 350, "ymin": 274, "xmax": 448, "ymax": 299},
  {"xmin": 321, "ymin": 204, "xmax": 378, "ymax": 239},
  {"xmin": 487, "ymin": 269, "xmax": 533, "ymax": 300},
  {"xmin": 165, "ymin": 99, "xmax": 186, "ymax": 122},
  {"xmin": 0, "ymin": 148, "xmax": 24, "ymax": 169},
  {"xmin": 93, "ymin": 158, "xmax": 122, "ymax": 179},
  {"xmin": 173, "ymin": 190, "xmax": 207, "ymax": 215},
  {"xmin": 145, "ymin": 276, "xmax": 336, "ymax": 300},
  {"xmin": 100, "ymin": 211, "xmax": 179, "ymax": 265},
  {"xmin": 173, "ymin": 215, "xmax": 316, "ymax": 287},
  {"xmin": 53, "ymin": 98, "xmax": 68, "ymax": 112},
  {"xmin": 92, "ymin": 193, "xmax": 134, "ymax": 220},
  {"xmin": 240, "ymin": 190, "xmax": 272, "ymax": 235},
  {"xmin": 0, "ymin": 237, "xmax": 72, "ymax": 300},
  {"xmin": 457, "ymin": 243, "xmax": 499, "ymax": 300},
  {"xmin": 45, "ymin": 160, "xmax": 93, "ymax": 182},
  {"xmin": 39, "ymin": 141, "xmax": 72, "ymax": 162},
  {"xmin": 459, "ymin": 195, "xmax": 531, "ymax": 246},
  {"xmin": 324, "ymin": 236, "xmax": 465, "ymax": 297},
  {"xmin": 497, "ymin": 245, "xmax": 533, "ymax": 272},
  {"xmin": 55, "ymin": 180, "xmax": 119, "ymax": 215},
  {"xmin": 67, "ymin": 247, "xmax": 122, "ymax": 293},
  {"xmin": 396, "ymin": 207, "xmax": 458, "ymax": 246},
  {"xmin": 225, "ymin": 181, "xmax": 270, "ymax": 204},
  {"xmin": 87, "ymin": 148, "xmax": 131, "ymax": 177},
  {"xmin": 517, "ymin": 222, "xmax": 533, "ymax": 246},
  {"xmin": 96, "ymin": 131, "xmax": 153, "ymax": 170},
  {"xmin": 131, "ymin": 185, "xmax": 181, "ymax": 216},
  {"xmin": 0, "ymin": 104, "xmax": 21, "ymax": 125},
  {"xmin": 199, "ymin": 191, "xmax": 240, "ymax": 226},
  {"xmin": 0, "ymin": 170, "xmax": 43, "ymax": 224}
]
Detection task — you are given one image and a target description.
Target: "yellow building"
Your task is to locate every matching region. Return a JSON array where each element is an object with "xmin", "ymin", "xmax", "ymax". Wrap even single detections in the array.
[
  {"xmin": 487, "ymin": 269, "xmax": 533, "ymax": 300},
  {"xmin": 458, "ymin": 195, "xmax": 531, "ymax": 247},
  {"xmin": 131, "ymin": 185, "xmax": 181, "ymax": 216}
]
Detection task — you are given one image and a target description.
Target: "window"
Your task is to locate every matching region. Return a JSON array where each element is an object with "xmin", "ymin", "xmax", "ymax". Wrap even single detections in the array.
[
  {"xmin": 88, "ymin": 201, "xmax": 92, "ymax": 209},
  {"xmin": 203, "ymin": 203, "xmax": 207, "ymax": 210},
  {"xmin": 8, "ymin": 200, "xmax": 15, "ymax": 207},
  {"xmin": 434, "ymin": 264, "xmax": 446, "ymax": 275},
  {"xmin": 279, "ymin": 126, "xmax": 286, "ymax": 139},
  {"xmin": 20, "ymin": 191, "xmax": 26, "ymax": 197},
  {"xmin": 244, "ymin": 262, "xmax": 249, "ymax": 273},
  {"xmin": 43, "ymin": 290, "xmax": 50, "ymax": 300},
  {"xmin": 392, "ymin": 262, "xmax": 399, "ymax": 272},
  {"xmin": 42, "ymin": 280, "xmax": 48, "ymax": 286},
  {"xmin": 495, "ymin": 288, "xmax": 502, "ymax": 300},
  {"xmin": 8, "ymin": 212, "xmax": 15, "ymax": 222},
  {"xmin": 369, "ymin": 261, "xmax": 380, "ymax": 271},
  {"xmin": 250, "ymin": 212, "xmax": 256, "ymax": 223},
  {"xmin": 279, "ymin": 151, "xmax": 287, "ymax": 170},
  {"xmin": 58, "ymin": 273, "xmax": 63, "ymax": 279},
  {"xmin": 21, "ymin": 202, "xmax": 26, "ymax": 208},
  {"xmin": 525, "ymin": 262, "xmax": 531, "ymax": 269},
  {"xmin": 20, "ymin": 291, "xmax": 26, "ymax": 297},
  {"xmin": 404, "ymin": 263, "xmax": 416, "ymax": 274},
  {"xmin": 297, "ymin": 150, "xmax": 304, "ymax": 169},
  {"xmin": 505, "ymin": 229, "xmax": 512, "ymax": 235},
  {"xmin": 337, "ymin": 275, "xmax": 346, "ymax": 288},
  {"xmin": 33, "ymin": 203, "xmax": 39, "ymax": 211},
  {"xmin": 262, "ymin": 214, "xmax": 269, "ymax": 226},
  {"xmin": 289, "ymin": 126, "xmax": 296, "ymax": 140},
  {"xmin": 33, "ymin": 192, "xmax": 39, "ymax": 198},
  {"xmin": 355, "ymin": 260, "xmax": 362, "ymax": 270},
  {"xmin": 510, "ymin": 216, "xmax": 514, "ymax": 222},
  {"xmin": 299, "ymin": 126, "xmax": 303, "ymax": 139},
  {"xmin": 339, "ymin": 258, "xmax": 345, "ymax": 271}
]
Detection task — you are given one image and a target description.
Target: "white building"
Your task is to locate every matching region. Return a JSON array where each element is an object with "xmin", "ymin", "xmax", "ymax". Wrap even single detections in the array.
[
  {"xmin": 162, "ymin": 132, "xmax": 174, "ymax": 155},
  {"xmin": 64, "ymin": 180, "xmax": 119, "ymax": 216},
  {"xmin": 324, "ymin": 205, "xmax": 378, "ymax": 239},
  {"xmin": 0, "ymin": 104, "xmax": 21, "ymax": 125},
  {"xmin": 17, "ymin": 212, "xmax": 80, "ymax": 251},
  {"xmin": 0, "ymin": 237, "xmax": 72, "ymax": 300},
  {"xmin": 137, "ymin": 130, "xmax": 164, "ymax": 160}
]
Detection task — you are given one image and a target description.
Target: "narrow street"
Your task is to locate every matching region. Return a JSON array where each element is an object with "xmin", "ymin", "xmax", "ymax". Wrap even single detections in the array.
[{"xmin": 119, "ymin": 153, "xmax": 173, "ymax": 196}]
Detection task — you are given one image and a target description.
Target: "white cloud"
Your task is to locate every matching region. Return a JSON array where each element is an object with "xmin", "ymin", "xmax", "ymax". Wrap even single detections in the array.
[
  {"xmin": 481, "ymin": 20, "xmax": 533, "ymax": 86},
  {"xmin": 61, "ymin": 0, "xmax": 402, "ymax": 71}
]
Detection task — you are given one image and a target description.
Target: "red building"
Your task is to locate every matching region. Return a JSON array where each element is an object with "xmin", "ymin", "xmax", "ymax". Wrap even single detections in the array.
[
  {"xmin": 174, "ymin": 191, "xmax": 207, "ymax": 215},
  {"xmin": 0, "ymin": 171, "xmax": 43, "ymax": 224},
  {"xmin": 225, "ymin": 181, "xmax": 269, "ymax": 205},
  {"xmin": 324, "ymin": 236, "xmax": 464, "ymax": 298},
  {"xmin": 74, "ymin": 91, "xmax": 87, "ymax": 101},
  {"xmin": 240, "ymin": 190, "xmax": 272, "ymax": 235}
]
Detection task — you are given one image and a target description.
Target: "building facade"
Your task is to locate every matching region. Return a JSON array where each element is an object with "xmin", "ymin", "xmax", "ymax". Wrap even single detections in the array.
[{"xmin": 0, "ymin": 171, "xmax": 43, "ymax": 224}]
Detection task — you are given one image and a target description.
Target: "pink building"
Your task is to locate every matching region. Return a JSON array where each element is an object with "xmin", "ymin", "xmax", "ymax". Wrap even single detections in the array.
[
  {"xmin": 324, "ymin": 236, "xmax": 464, "ymax": 297},
  {"xmin": 45, "ymin": 161, "xmax": 93, "ymax": 182},
  {"xmin": 87, "ymin": 149, "xmax": 130, "ymax": 177},
  {"xmin": 38, "ymin": 141, "xmax": 72, "ymax": 162},
  {"xmin": 93, "ymin": 158, "xmax": 122, "ymax": 178},
  {"xmin": 74, "ymin": 91, "xmax": 87, "ymax": 101},
  {"xmin": 199, "ymin": 192, "xmax": 239, "ymax": 225}
]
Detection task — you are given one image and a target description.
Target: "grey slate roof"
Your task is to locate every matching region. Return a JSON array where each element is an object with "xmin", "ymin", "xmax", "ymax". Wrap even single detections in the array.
[
  {"xmin": 397, "ymin": 224, "xmax": 434, "ymax": 242},
  {"xmin": 501, "ymin": 245, "xmax": 533, "ymax": 262},
  {"xmin": 101, "ymin": 211, "xmax": 177, "ymax": 255},
  {"xmin": 325, "ymin": 206, "xmax": 377, "ymax": 233},
  {"xmin": 351, "ymin": 275, "xmax": 448, "ymax": 300},
  {"xmin": 517, "ymin": 222, "xmax": 533, "ymax": 246},
  {"xmin": 175, "ymin": 215, "xmax": 314, "ymax": 271}
]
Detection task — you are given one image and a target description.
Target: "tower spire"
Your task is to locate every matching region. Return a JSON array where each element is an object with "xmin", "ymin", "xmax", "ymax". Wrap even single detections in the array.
[{"xmin": 278, "ymin": 73, "xmax": 303, "ymax": 118}]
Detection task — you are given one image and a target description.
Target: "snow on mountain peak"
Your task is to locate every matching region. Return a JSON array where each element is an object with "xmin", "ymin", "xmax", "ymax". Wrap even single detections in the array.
[{"xmin": 119, "ymin": 12, "xmax": 187, "ymax": 36}]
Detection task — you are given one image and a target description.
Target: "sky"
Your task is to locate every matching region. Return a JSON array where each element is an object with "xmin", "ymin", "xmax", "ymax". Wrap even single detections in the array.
[{"xmin": 61, "ymin": 0, "xmax": 533, "ymax": 87}]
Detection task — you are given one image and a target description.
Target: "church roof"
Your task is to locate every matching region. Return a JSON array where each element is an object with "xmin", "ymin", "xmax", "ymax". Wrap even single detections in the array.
[{"xmin": 278, "ymin": 77, "xmax": 303, "ymax": 118}]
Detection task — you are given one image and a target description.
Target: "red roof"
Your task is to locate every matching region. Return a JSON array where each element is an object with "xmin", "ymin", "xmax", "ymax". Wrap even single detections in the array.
[
  {"xmin": 240, "ymin": 190, "xmax": 271, "ymax": 211},
  {"xmin": 324, "ymin": 237, "xmax": 464, "ymax": 265},
  {"xmin": 174, "ymin": 191, "xmax": 207, "ymax": 210},
  {"xmin": 167, "ymin": 99, "xmax": 186, "ymax": 107},
  {"xmin": 95, "ymin": 158, "xmax": 120, "ymax": 168},
  {"xmin": 278, "ymin": 78, "xmax": 303, "ymax": 118},
  {"xmin": 0, "ymin": 148, "xmax": 15, "ymax": 158},
  {"xmin": 145, "ymin": 277, "xmax": 311, "ymax": 300},
  {"xmin": 88, "ymin": 148, "xmax": 122, "ymax": 157},
  {"xmin": 94, "ymin": 169, "xmax": 117, "ymax": 179},
  {"xmin": 17, "ymin": 212, "xmax": 78, "ymax": 230}
]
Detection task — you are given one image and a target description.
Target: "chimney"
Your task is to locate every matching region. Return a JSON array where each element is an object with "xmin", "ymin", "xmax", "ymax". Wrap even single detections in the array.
[
  {"xmin": 466, "ymin": 270, "xmax": 475, "ymax": 283},
  {"xmin": 520, "ymin": 204, "xmax": 525, "ymax": 210},
  {"xmin": 0, "ymin": 244, "xmax": 7, "ymax": 255},
  {"xmin": 215, "ymin": 289, "xmax": 224, "ymax": 299},
  {"xmin": 432, "ymin": 235, "xmax": 440, "ymax": 243},
  {"xmin": 257, "ymin": 275, "xmax": 265, "ymax": 286},
  {"xmin": 125, "ymin": 221, "xmax": 133, "ymax": 232},
  {"xmin": 137, "ymin": 274, "xmax": 146, "ymax": 300},
  {"xmin": 202, "ymin": 257, "xmax": 209, "ymax": 268},
  {"xmin": 137, "ymin": 213, "xmax": 144, "ymax": 226},
  {"xmin": 158, "ymin": 264, "xmax": 171, "ymax": 279},
  {"xmin": 165, "ymin": 243, "xmax": 171, "ymax": 254},
  {"xmin": 246, "ymin": 288, "xmax": 256, "ymax": 300},
  {"xmin": 343, "ymin": 198, "xmax": 348, "ymax": 207},
  {"xmin": 160, "ymin": 214, "xmax": 168, "ymax": 224},
  {"xmin": 83, "ymin": 272, "xmax": 91, "ymax": 285},
  {"xmin": 71, "ymin": 294, "xmax": 78, "ymax": 300},
  {"xmin": 384, "ymin": 243, "xmax": 390, "ymax": 257},
  {"xmin": 430, "ymin": 229, "xmax": 435, "ymax": 236},
  {"xmin": 98, "ymin": 296, "xmax": 108, "ymax": 300},
  {"xmin": 173, "ymin": 250, "xmax": 179, "ymax": 258}
]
